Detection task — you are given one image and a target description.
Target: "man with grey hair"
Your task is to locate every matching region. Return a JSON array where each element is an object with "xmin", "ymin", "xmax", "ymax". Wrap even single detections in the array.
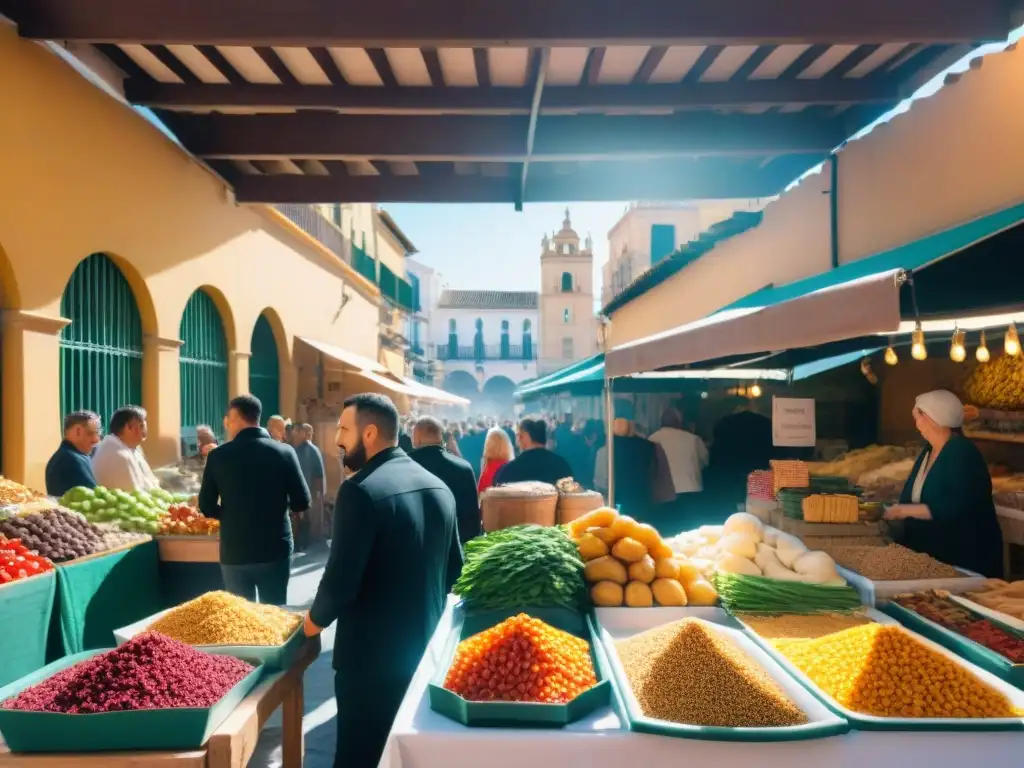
[
  {"xmin": 409, "ymin": 416, "xmax": 481, "ymax": 546},
  {"xmin": 46, "ymin": 410, "xmax": 101, "ymax": 497},
  {"xmin": 293, "ymin": 423, "xmax": 325, "ymax": 546},
  {"xmin": 267, "ymin": 415, "xmax": 287, "ymax": 443},
  {"xmin": 91, "ymin": 405, "xmax": 161, "ymax": 491}
]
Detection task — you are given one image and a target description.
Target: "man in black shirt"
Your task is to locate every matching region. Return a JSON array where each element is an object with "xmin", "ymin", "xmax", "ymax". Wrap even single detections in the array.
[
  {"xmin": 409, "ymin": 415, "xmax": 481, "ymax": 545},
  {"xmin": 493, "ymin": 415, "xmax": 572, "ymax": 487},
  {"xmin": 199, "ymin": 395, "xmax": 311, "ymax": 605},
  {"xmin": 304, "ymin": 394, "xmax": 460, "ymax": 768}
]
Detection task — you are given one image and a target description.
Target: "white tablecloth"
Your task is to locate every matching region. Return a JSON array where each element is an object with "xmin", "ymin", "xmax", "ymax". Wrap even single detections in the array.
[{"xmin": 380, "ymin": 598, "xmax": 1024, "ymax": 768}]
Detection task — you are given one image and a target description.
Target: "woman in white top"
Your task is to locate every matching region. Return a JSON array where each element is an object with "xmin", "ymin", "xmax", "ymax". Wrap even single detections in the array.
[{"xmin": 649, "ymin": 407, "xmax": 709, "ymax": 495}]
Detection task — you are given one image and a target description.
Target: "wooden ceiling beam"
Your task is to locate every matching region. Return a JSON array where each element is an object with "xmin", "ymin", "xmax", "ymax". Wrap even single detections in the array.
[
  {"xmin": 230, "ymin": 158, "xmax": 818, "ymax": 204},
  {"xmin": 171, "ymin": 112, "xmax": 845, "ymax": 160},
  {"xmin": 1, "ymin": 0, "xmax": 1013, "ymax": 45},
  {"xmin": 124, "ymin": 77, "xmax": 900, "ymax": 113}
]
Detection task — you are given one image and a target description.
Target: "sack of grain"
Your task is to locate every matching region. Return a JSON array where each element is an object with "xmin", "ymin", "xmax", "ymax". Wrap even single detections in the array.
[{"xmin": 481, "ymin": 482, "xmax": 559, "ymax": 532}]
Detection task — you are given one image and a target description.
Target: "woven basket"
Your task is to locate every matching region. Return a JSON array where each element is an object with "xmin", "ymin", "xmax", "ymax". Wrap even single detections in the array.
[
  {"xmin": 556, "ymin": 491, "xmax": 605, "ymax": 526},
  {"xmin": 481, "ymin": 484, "xmax": 558, "ymax": 532}
]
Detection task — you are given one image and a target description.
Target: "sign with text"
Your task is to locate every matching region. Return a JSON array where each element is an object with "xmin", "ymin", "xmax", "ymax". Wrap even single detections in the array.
[{"xmin": 772, "ymin": 397, "xmax": 816, "ymax": 447}]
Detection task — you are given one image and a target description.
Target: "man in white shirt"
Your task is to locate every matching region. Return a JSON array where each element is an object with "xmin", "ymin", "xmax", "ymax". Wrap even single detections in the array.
[
  {"xmin": 649, "ymin": 407, "xmax": 709, "ymax": 495},
  {"xmin": 91, "ymin": 405, "xmax": 161, "ymax": 491}
]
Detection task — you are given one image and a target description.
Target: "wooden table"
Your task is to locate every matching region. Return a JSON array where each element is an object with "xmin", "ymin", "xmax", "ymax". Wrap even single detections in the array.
[{"xmin": 0, "ymin": 636, "xmax": 322, "ymax": 768}]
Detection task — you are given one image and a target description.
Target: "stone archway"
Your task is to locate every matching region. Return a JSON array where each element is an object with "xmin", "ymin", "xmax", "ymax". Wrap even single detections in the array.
[
  {"xmin": 481, "ymin": 375, "xmax": 517, "ymax": 418},
  {"xmin": 443, "ymin": 370, "xmax": 479, "ymax": 402}
]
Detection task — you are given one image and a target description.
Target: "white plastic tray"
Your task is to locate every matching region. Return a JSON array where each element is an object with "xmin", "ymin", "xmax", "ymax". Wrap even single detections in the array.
[
  {"xmin": 837, "ymin": 565, "xmax": 987, "ymax": 606},
  {"xmin": 949, "ymin": 593, "xmax": 1024, "ymax": 632},
  {"xmin": 594, "ymin": 607, "xmax": 848, "ymax": 741},
  {"xmin": 744, "ymin": 607, "xmax": 1024, "ymax": 731}
]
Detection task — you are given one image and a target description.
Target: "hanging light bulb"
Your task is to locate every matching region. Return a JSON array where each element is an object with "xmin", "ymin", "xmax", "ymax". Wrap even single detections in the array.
[
  {"xmin": 884, "ymin": 339, "xmax": 898, "ymax": 366},
  {"xmin": 1006, "ymin": 323, "xmax": 1021, "ymax": 357},
  {"xmin": 911, "ymin": 322, "xmax": 927, "ymax": 361},
  {"xmin": 950, "ymin": 328, "xmax": 966, "ymax": 363},
  {"xmin": 977, "ymin": 330, "xmax": 991, "ymax": 363},
  {"xmin": 749, "ymin": 382, "xmax": 763, "ymax": 398}
]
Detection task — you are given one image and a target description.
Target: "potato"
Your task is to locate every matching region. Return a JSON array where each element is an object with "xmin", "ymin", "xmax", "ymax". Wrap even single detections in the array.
[
  {"xmin": 591, "ymin": 580, "xmax": 624, "ymax": 607},
  {"xmin": 584, "ymin": 555, "xmax": 628, "ymax": 585},
  {"xmin": 677, "ymin": 559, "xmax": 703, "ymax": 584},
  {"xmin": 610, "ymin": 515, "xmax": 639, "ymax": 540},
  {"xmin": 685, "ymin": 578, "xmax": 719, "ymax": 606},
  {"xmin": 588, "ymin": 526, "xmax": 619, "ymax": 546},
  {"xmin": 577, "ymin": 532, "xmax": 609, "ymax": 561},
  {"xmin": 654, "ymin": 557, "xmax": 681, "ymax": 580},
  {"xmin": 628, "ymin": 555, "xmax": 656, "ymax": 584},
  {"xmin": 651, "ymin": 577, "xmax": 688, "ymax": 606},
  {"xmin": 649, "ymin": 540, "xmax": 675, "ymax": 560},
  {"xmin": 611, "ymin": 536, "xmax": 648, "ymax": 563},
  {"xmin": 569, "ymin": 507, "xmax": 618, "ymax": 537},
  {"xmin": 625, "ymin": 580, "xmax": 654, "ymax": 607}
]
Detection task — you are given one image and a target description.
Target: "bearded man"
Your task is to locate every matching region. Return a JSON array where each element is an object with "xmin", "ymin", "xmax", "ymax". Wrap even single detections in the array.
[{"xmin": 304, "ymin": 393, "xmax": 461, "ymax": 768}]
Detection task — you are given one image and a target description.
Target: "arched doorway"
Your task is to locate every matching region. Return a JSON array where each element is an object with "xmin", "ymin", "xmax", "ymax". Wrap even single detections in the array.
[
  {"xmin": 179, "ymin": 289, "xmax": 228, "ymax": 438},
  {"xmin": 59, "ymin": 253, "xmax": 143, "ymax": 431},
  {"xmin": 444, "ymin": 370, "xmax": 478, "ymax": 402},
  {"xmin": 249, "ymin": 313, "xmax": 280, "ymax": 422},
  {"xmin": 481, "ymin": 375, "xmax": 517, "ymax": 418}
]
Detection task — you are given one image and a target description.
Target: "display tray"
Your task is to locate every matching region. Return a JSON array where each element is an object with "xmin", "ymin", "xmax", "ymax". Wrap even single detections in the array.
[
  {"xmin": 593, "ymin": 606, "xmax": 849, "ymax": 741},
  {"xmin": 113, "ymin": 607, "xmax": 306, "ymax": 671},
  {"xmin": 427, "ymin": 605, "xmax": 611, "ymax": 728},
  {"xmin": 881, "ymin": 600, "xmax": 1024, "ymax": 689},
  {"xmin": 56, "ymin": 538, "xmax": 149, "ymax": 567},
  {"xmin": 0, "ymin": 649, "xmax": 263, "ymax": 752},
  {"xmin": 949, "ymin": 593, "xmax": 1024, "ymax": 631},
  {"xmin": 739, "ymin": 607, "xmax": 1024, "ymax": 731},
  {"xmin": 836, "ymin": 564, "xmax": 988, "ymax": 606}
]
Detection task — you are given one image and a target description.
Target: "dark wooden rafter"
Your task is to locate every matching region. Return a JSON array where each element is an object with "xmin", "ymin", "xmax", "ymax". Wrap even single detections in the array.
[
  {"xmin": 365, "ymin": 48, "xmax": 399, "ymax": 87},
  {"xmin": 2, "ymin": 0, "xmax": 1012, "ymax": 45},
  {"xmin": 253, "ymin": 46, "xmax": 298, "ymax": 85},
  {"xmin": 517, "ymin": 47, "xmax": 549, "ymax": 210},
  {"xmin": 730, "ymin": 45, "xmax": 775, "ymax": 81},
  {"xmin": 308, "ymin": 47, "xmax": 346, "ymax": 85},
  {"xmin": 826, "ymin": 44, "xmax": 882, "ymax": 79},
  {"xmin": 683, "ymin": 46, "xmax": 723, "ymax": 83},
  {"xmin": 472, "ymin": 48, "xmax": 491, "ymax": 87},
  {"xmin": 93, "ymin": 43, "xmax": 149, "ymax": 79},
  {"xmin": 582, "ymin": 47, "xmax": 605, "ymax": 85},
  {"xmin": 632, "ymin": 46, "xmax": 668, "ymax": 84},
  {"xmin": 145, "ymin": 44, "xmax": 200, "ymax": 83},
  {"xmin": 420, "ymin": 47, "xmax": 444, "ymax": 87},
  {"xmin": 170, "ymin": 111, "xmax": 847, "ymax": 159},
  {"xmin": 195, "ymin": 44, "xmax": 246, "ymax": 84},
  {"xmin": 229, "ymin": 156, "xmax": 822, "ymax": 203},
  {"xmin": 779, "ymin": 44, "xmax": 830, "ymax": 78},
  {"xmin": 123, "ymin": 76, "xmax": 903, "ymax": 112}
]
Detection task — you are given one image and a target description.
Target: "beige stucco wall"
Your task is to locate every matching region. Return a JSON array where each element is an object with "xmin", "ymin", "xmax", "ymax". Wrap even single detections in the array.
[
  {"xmin": 0, "ymin": 29, "xmax": 381, "ymax": 488},
  {"xmin": 539, "ymin": 251, "xmax": 599, "ymax": 374},
  {"xmin": 608, "ymin": 43, "xmax": 1024, "ymax": 348}
]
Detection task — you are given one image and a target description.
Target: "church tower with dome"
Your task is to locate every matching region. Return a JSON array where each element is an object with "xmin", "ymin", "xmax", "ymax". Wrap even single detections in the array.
[{"xmin": 538, "ymin": 208, "xmax": 598, "ymax": 375}]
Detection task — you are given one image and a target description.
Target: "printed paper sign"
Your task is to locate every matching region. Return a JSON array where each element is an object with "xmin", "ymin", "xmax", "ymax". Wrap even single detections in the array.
[{"xmin": 772, "ymin": 397, "xmax": 816, "ymax": 447}]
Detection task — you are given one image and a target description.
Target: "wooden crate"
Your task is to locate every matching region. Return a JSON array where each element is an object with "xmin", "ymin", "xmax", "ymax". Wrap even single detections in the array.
[{"xmin": 156, "ymin": 536, "xmax": 220, "ymax": 563}]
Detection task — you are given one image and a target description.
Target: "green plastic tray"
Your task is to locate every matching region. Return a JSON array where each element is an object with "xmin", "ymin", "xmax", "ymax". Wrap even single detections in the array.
[
  {"xmin": 882, "ymin": 601, "xmax": 1024, "ymax": 690},
  {"xmin": 593, "ymin": 607, "xmax": 849, "ymax": 741},
  {"xmin": 739, "ymin": 608, "xmax": 1024, "ymax": 731},
  {"xmin": 0, "ymin": 649, "xmax": 263, "ymax": 752},
  {"xmin": 114, "ymin": 607, "xmax": 307, "ymax": 670},
  {"xmin": 427, "ymin": 605, "xmax": 612, "ymax": 728}
]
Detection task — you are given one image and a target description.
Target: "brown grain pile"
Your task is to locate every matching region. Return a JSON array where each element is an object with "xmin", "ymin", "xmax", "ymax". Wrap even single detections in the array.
[
  {"xmin": 615, "ymin": 618, "xmax": 807, "ymax": 728},
  {"xmin": 739, "ymin": 612, "xmax": 873, "ymax": 640},
  {"xmin": 830, "ymin": 543, "xmax": 961, "ymax": 580}
]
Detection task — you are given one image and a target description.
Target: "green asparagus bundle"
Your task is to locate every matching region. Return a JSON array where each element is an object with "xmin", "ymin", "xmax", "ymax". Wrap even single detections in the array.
[
  {"xmin": 713, "ymin": 572, "xmax": 862, "ymax": 614},
  {"xmin": 453, "ymin": 525, "xmax": 586, "ymax": 610}
]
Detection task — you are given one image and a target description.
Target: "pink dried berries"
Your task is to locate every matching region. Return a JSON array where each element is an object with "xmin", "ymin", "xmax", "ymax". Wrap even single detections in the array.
[{"xmin": 1, "ymin": 632, "xmax": 253, "ymax": 713}]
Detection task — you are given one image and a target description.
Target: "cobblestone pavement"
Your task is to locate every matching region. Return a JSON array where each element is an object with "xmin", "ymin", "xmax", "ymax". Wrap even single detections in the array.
[{"xmin": 250, "ymin": 541, "xmax": 336, "ymax": 768}]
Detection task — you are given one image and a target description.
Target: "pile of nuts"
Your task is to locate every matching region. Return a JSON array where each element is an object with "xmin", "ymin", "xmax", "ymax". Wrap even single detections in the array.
[{"xmin": 830, "ymin": 543, "xmax": 961, "ymax": 581}]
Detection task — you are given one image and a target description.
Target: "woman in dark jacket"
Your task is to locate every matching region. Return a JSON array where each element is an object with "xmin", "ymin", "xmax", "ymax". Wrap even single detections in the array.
[{"xmin": 886, "ymin": 390, "xmax": 1003, "ymax": 577}]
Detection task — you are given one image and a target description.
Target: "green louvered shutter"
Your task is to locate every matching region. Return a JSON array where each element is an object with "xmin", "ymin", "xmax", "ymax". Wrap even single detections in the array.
[
  {"xmin": 179, "ymin": 290, "xmax": 228, "ymax": 436},
  {"xmin": 60, "ymin": 253, "xmax": 143, "ymax": 432},
  {"xmin": 248, "ymin": 314, "xmax": 280, "ymax": 422}
]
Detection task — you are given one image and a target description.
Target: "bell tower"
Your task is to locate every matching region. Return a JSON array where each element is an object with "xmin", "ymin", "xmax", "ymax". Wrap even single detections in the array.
[{"xmin": 538, "ymin": 209, "xmax": 597, "ymax": 374}]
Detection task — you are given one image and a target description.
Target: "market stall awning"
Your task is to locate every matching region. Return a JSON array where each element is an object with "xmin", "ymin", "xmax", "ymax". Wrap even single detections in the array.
[
  {"xmin": 401, "ymin": 378, "xmax": 470, "ymax": 407},
  {"xmin": 606, "ymin": 200, "xmax": 1024, "ymax": 377},
  {"xmin": 297, "ymin": 336, "xmax": 387, "ymax": 374},
  {"xmin": 516, "ymin": 355, "xmax": 605, "ymax": 397}
]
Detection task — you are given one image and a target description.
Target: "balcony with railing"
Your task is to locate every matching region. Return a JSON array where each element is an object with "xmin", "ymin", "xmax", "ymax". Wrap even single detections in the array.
[
  {"xmin": 434, "ymin": 343, "xmax": 537, "ymax": 361},
  {"xmin": 275, "ymin": 204, "xmax": 417, "ymax": 313}
]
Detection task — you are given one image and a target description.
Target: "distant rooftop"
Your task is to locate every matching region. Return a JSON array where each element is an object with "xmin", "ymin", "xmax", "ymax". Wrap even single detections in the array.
[{"xmin": 438, "ymin": 290, "xmax": 538, "ymax": 311}]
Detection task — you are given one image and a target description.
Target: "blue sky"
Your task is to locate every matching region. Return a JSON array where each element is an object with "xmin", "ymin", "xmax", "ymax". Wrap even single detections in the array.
[{"xmin": 385, "ymin": 202, "xmax": 628, "ymax": 292}]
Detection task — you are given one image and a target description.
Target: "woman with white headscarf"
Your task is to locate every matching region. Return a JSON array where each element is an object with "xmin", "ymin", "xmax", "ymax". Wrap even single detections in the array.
[{"xmin": 885, "ymin": 389, "xmax": 1003, "ymax": 577}]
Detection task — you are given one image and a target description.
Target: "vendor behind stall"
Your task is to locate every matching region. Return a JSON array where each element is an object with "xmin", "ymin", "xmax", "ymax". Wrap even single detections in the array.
[
  {"xmin": 885, "ymin": 390, "xmax": 1003, "ymax": 577},
  {"xmin": 45, "ymin": 410, "xmax": 101, "ymax": 497}
]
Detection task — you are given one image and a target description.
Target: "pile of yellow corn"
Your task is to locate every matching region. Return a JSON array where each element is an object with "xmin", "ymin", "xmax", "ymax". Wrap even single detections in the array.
[
  {"xmin": 773, "ymin": 623, "xmax": 1017, "ymax": 719},
  {"xmin": 149, "ymin": 591, "xmax": 302, "ymax": 646}
]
